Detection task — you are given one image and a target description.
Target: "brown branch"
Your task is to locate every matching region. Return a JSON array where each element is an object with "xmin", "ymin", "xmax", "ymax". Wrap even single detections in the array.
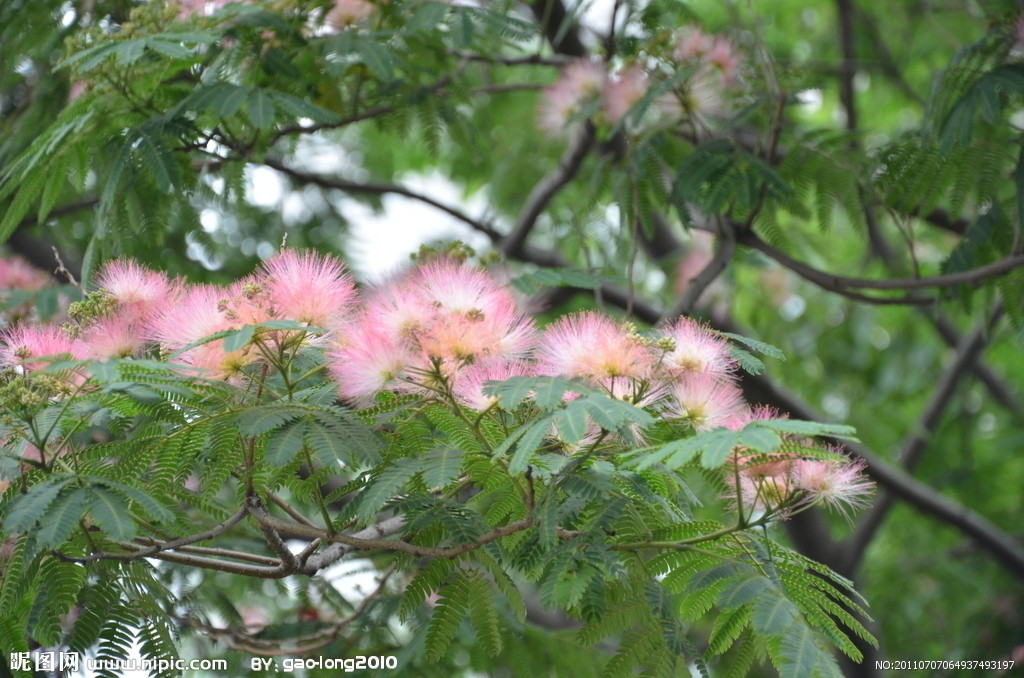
[
  {"xmin": 659, "ymin": 227, "xmax": 736, "ymax": 321},
  {"xmin": 842, "ymin": 309, "xmax": 999, "ymax": 571},
  {"xmin": 740, "ymin": 229, "xmax": 1024, "ymax": 293},
  {"xmin": 501, "ymin": 123, "xmax": 594, "ymax": 258}
]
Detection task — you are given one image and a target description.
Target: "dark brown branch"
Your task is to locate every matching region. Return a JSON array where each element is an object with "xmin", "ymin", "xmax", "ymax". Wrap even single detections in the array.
[
  {"xmin": 501, "ymin": 123, "xmax": 594, "ymax": 258},
  {"xmin": 740, "ymin": 229, "xmax": 1024, "ymax": 293},
  {"xmin": 528, "ymin": 0, "xmax": 588, "ymax": 58},
  {"xmin": 660, "ymin": 227, "xmax": 736, "ymax": 321},
  {"xmin": 842, "ymin": 310, "xmax": 999, "ymax": 570},
  {"xmin": 260, "ymin": 158, "xmax": 503, "ymax": 241}
]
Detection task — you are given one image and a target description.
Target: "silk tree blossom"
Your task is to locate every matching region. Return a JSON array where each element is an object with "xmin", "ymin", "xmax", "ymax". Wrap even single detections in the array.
[
  {"xmin": 325, "ymin": 0, "xmax": 375, "ymax": 28},
  {"xmin": 79, "ymin": 315, "xmax": 148, "ymax": 360},
  {"xmin": 95, "ymin": 260, "xmax": 174, "ymax": 325},
  {"xmin": 537, "ymin": 312, "xmax": 653, "ymax": 382},
  {"xmin": 261, "ymin": 249, "xmax": 358, "ymax": 333},
  {"xmin": 668, "ymin": 372, "xmax": 747, "ymax": 432},
  {"xmin": 603, "ymin": 65, "xmax": 650, "ymax": 126},
  {"xmin": 328, "ymin": 322, "xmax": 411, "ymax": 406},
  {"xmin": 146, "ymin": 285, "xmax": 254, "ymax": 379},
  {"xmin": 538, "ymin": 59, "xmax": 607, "ymax": 135},
  {"xmin": 792, "ymin": 456, "xmax": 875, "ymax": 519},
  {"xmin": 0, "ymin": 325, "xmax": 82, "ymax": 370},
  {"xmin": 0, "ymin": 256, "xmax": 49, "ymax": 292},
  {"xmin": 451, "ymin": 358, "xmax": 531, "ymax": 412},
  {"xmin": 658, "ymin": 318, "xmax": 734, "ymax": 379}
]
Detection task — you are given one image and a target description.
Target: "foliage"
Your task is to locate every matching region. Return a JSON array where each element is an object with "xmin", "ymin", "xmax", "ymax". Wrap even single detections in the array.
[{"xmin": 2, "ymin": 0, "xmax": 1024, "ymax": 676}]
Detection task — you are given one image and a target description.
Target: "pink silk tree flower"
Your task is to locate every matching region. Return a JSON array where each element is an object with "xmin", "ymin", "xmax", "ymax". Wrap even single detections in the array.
[
  {"xmin": 95, "ymin": 259, "xmax": 174, "ymax": 325},
  {"xmin": 668, "ymin": 372, "xmax": 748, "ymax": 432},
  {"xmin": 537, "ymin": 311, "xmax": 653, "ymax": 382},
  {"xmin": 261, "ymin": 249, "xmax": 358, "ymax": 333},
  {"xmin": 658, "ymin": 317, "xmax": 735, "ymax": 380},
  {"xmin": 0, "ymin": 325, "xmax": 82, "ymax": 370},
  {"xmin": 145, "ymin": 285, "xmax": 253, "ymax": 379},
  {"xmin": 603, "ymin": 65, "xmax": 649, "ymax": 126},
  {"xmin": 0, "ymin": 256, "xmax": 49, "ymax": 291},
  {"xmin": 450, "ymin": 358, "xmax": 531, "ymax": 412},
  {"xmin": 325, "ymin": 0, "xmax": 375, "ymax": 28},
  {"xmin": 538, "ymin": 59, "xmax": 608, "ymax": 135},
  {"xmin": 792, "ymin": 457, "xmax": 874, "ymax": 520},
  {"xmin": 327, "ymin": 321, "xmax": 410, "ymax": 406},
  {"xmin": 79, "ymin": 315, "xmax": 147, "ymax": 360}
]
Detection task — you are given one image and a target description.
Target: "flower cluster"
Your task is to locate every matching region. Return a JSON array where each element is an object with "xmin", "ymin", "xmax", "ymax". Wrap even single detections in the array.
[
  {"xmin": 536, "ymin": 26, "xmax": 745, "ymax": 135},
  {"xmin": 0, "ymin": 251, "xmax": 872, "ymax": 518},
  {"xmin": 0, "ymin": 255, "xmax": 53, "ymax": 326},
  {"xmin": 0, "ymin": 250, "xmax": 357, "ymax": 380}
]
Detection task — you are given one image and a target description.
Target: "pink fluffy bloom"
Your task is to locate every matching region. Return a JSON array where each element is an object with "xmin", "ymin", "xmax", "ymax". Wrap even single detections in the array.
[
  {"xmin": 261, "ymin": 250, "xmax": 358, "ymax": 333},
  {"xmin": 0, "ymin": 325, "xmax": 82, "ymax": 370},
  {"xmin": 79, "ymin": 315, "xmax": 147, "ymax": 359},
  {"xmin": 659, "ymin": 318, "xmax": 734, "ymax": 379},
  {"xmin": 327, "ymin": 322, "xmax": 410, "ymax": 406},
  {"xmin": 537, "ymin": 312, "xmax": 652, "ymax": 382},
  {"xmin": 95, "ymin": 260, "xmax": 174, "ymax": 324},
  {"xmin": 538, "ymin": 59, "xmax": 608, "ymax": 135},
  {"xmin": 792, "ymin": 457, "xmax": 874, "ymax": 519},
  {"xmin": 412, "ymin": 261, "xmax": 536, "ymax": 360},
  {"xmin": 706, "ymin": 37, "xmax": 741, "ymax": 83},
  {"xmin": 175, "ymin": 0, "xmax": 231, "ymax": 19},
  {"xmin": 669, "ymin": 372, "xmax": 747, "ymax": 432},
  {"xmin": 146, "ymin": 285, "xmax": 253, "ymax": 378},
  {"xmin": 0, "ymin": 256, "xmax": 49, "ymax": 291},
  {"xmin": 603, "ymin": 65, "xmax": 649, "ymax": 126},
  {"xmin": 674, "ymin": 27, "xmax": 715, "ymax": 60},
  {"xmin": 451, "ymin": 358, "xmax": 531, "ymax": 412},
  {"xmin": 325, "ymin": 0, "xmax": 375, "ymax": 27}
]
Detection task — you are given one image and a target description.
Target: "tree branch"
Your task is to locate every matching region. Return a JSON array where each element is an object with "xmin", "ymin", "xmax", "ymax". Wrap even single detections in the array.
[
  {"xmin": 842, "ymin": 309, "xmax": 999, "ymax": 571},
  {"xmin": 501, "ymin": 123, "xmax": 594, "ymax": 258}
]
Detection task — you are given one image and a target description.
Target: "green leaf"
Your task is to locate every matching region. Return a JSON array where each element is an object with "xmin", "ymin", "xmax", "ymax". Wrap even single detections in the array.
[
  {"xmin": 699, "ymin": 428, "xmax": 739, "ymax": 468},
  {"xmin": 36, "ymin": 488, "xmax": 91, "ymax": 548},
  {"xmin": 506, "ymin": 416, "xmax": 555, "ymax": 475},
  {"xmin": 718, "ymin": 331, "xmax": 786, "ymax": 359},
  {"xmin": 777, "ymin": 622, "xmax": 842, "ymax": 678},
  {"xmin": 135, "ymin": 130, "xmax": 179, "ymax": 191},
  {"xmin": 752, "ymin": 589, "xmax": 799, "ymax": 636},
  {"xmin": 356, "ymin": 457, "xmax": 425, "ymax": 522},
  {"xmin": 3, "ymin": 476, "xmax": 74, "ymax": 533},
  {"xmin": 356, "ymin": 38, "xmax": 395, "ymax": 81},
  {"xmin": 87, "ymin": 487, "xmax": 136, "ymax": 541},
  {"xmin": 406, "ymin": 1, "xmax": 450, "ymax": 33},
  {"xmin": 223, "ymin": 324, "xmax": 255, "ymax": 352},
  {"xmin": 246, "ymin": 88, "xmax": 276, "ymax": 129},
  {"xmin": 755, "ymin": 419, "xmax": 859, "ymax": 441},
  {"xmin": 422, "ymin": 446, "xmax": 465, "ymax": 489},
  {"xmin": 265, "ymin": 419, "xmax": 308, "ymax": 466},
  {"xmin": 737, "ymin": 424, "xmax": 782, "ymax": 452},
  {"xmin": 236, "ymin": 404, "xmax": 306, "ymax": 436}
]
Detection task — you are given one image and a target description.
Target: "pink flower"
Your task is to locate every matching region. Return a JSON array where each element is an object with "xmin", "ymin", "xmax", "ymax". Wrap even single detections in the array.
[
  {"xmin": 0, "ymin": 256, "xmax": 49, "ymax": 291},
  {"xmin": 261, "ymin": 249, "xmax": 358, "ymax": 332},
  {"xmin": 659, "ymin": 318, "xmax": 734, "ymax": 379},
  {"xmin": 603, "ymin": 65, "xmax": 649, "ymax": 126},
  {"xmin": 450, "ymin": 358, "xmax": 531, "ymax": 411},
  {"xmin": 674, "ymin": 27, "xmax": 715, "ymax": 61},
  {"xmin": 327, "ymin": 322, "xmax": 410, "ymax": 406},
  {"xmin": 538, "ymin": 59, "xmax": 607, "ymax": 135},
  {"xmin": 537, "ymin": 312, "xmax": 652, "ymax": 382},
  {"xmin": 668, "ymin": 372, "xmax": 747, "ymax": 431},
  {"xmin": 325, "ymin": 0, "xmax": 375, "ymax": 28},
  {"xmin": 792, "ymin": 457, "xmax": 874, "ymax": 519},
  {"xmin": 95, "ymin": 260, "xmax": 174, "ymax": 324},
  {"xmin": 145, "ymin": 285, "xmax": 253, "ymax": 378},
  {"xmin": 0, "ymin": 325, "xmax": 82, "ymax": 370},
  {"xmin": 79, "ymin": 316, "xmax": 147, "ymax": 359}
]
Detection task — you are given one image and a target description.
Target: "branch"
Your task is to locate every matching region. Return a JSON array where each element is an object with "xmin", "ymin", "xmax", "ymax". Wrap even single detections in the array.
[
  {"xmin": 735, "ymin": 359, "xmax": 1024, "ymax": 580},
  {"xmin": 528, "ymin": 0, "xmax": 588, "ymax": 57},
  {"xmin": 261, "ymin": 158, "xmax": 503, "ymax": 241},
  {"xmin": 660, "ymin": 226, "xmax": 736, "ymax": 321},
  {"xmin": 501, "ymin": 123, "xmax": 595, "ymax": 258},
  {"xmin": 740, "ymin": 230, "xmax": 1024, "ymax": 293},
  {"xmin": 842, "ymin": 309, "xmax": 999, "ymax": 570}
]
